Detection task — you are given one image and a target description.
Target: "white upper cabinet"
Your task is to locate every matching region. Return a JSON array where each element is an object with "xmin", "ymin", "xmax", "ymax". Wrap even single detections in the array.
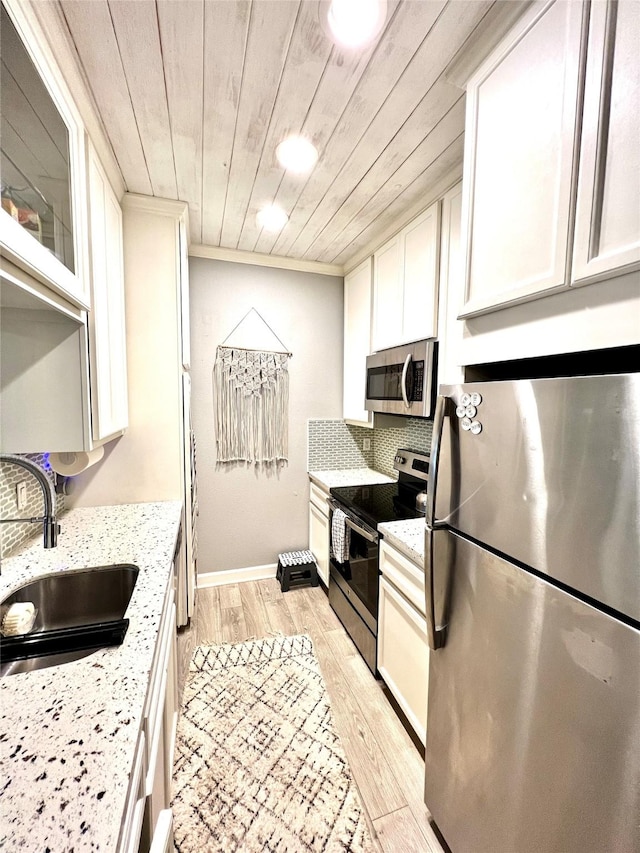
[
  {"xmin": 343, "ymin": 257, "xmax": 373, "ymax": 427},
  {"xmin": 459, "ymin": 0, "xmax": 584, "ymax": 317},
  {"xmin": 459, "ymin": 0, "xmax": 640, "ymax": 319},
  {"xmin": 402, "ymin": 204, "xmax": 441, "ymax": 346},
  {"xmin": 572, "ymin": 0, "xmax": 640, "ymax": 285},
  {"xmin": 372, "ymin": 235, "xmax": 402, "ymax": 352},
  {"xmin": 437, "ymin": 183, "xmax": 465, "ymax": 386},
  {"xmin": 87, "ymin": 143, "xmax": 128, "ymax": 442},
  {"xmin": 0, "ymin": 0, "xmax": 89, "ymax": 310},
  {"xmin": 372, "ymin": 202, "xmax": 440, "ymax": 351}
]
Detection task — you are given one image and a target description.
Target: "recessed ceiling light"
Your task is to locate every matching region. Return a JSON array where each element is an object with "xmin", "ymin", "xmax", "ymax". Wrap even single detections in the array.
[
  {"xmin": 257, "ymin": 204, "xmax": 289, "ymax": 232},
  {"xmin": 325, "ymin": 0, "xmax": 387, "ymax": 49},
  {"xmin": 276, "ymin": 135, "xmax": 318, "ymax": 174}
]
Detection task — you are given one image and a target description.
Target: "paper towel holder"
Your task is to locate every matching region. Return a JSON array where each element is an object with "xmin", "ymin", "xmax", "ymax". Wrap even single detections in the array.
[{"xmin": 50, "ymin": 447, "xmax": 104, "ymax": 476}]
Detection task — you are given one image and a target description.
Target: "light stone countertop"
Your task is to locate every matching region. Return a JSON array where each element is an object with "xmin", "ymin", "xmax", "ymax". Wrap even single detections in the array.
[
  {"xmin": 0, "ymin": 500, "xmax": 182, "ymax": 853},
  {"xmin": 308, "ymin": 468, "xmax": 395, "ymax": 492},
  {"xmin": 378, "ymin": 518, "xmax": 425, "ymax": 567}
]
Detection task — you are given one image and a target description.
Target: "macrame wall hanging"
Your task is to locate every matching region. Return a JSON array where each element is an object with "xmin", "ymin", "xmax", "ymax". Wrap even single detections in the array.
[{"xmin": 214, "ymin": 309, "xmax": 291, "ymax": 466}]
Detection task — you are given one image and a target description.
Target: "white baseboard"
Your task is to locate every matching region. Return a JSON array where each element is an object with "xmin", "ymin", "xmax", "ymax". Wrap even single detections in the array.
[{"xmin": 197, "ymin": 563, "xmax": 278, "ymax": 589}]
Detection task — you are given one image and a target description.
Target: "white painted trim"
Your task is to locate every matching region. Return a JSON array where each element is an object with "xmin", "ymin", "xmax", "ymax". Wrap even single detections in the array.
[
  {"xmin": 342, "ymin": 165, "xmax": 463, "ymax": 276},
  {"xmin": 122, "ymin": 194, "xmax": 189, "ymax": 220},
  {"xmin": 197, "ymin": 563, "xmax": 278, "ymax": 588},
  {"xmin": 443, "ymin": 0, "xmax": 535, "ymax": 89},
  {"xmin": 189, "ymin": 243, "xmax": 344, "ymax": 278},
  {"xmin": 1, "ymin": 258, "xmax": 85, "ymax": 321}
]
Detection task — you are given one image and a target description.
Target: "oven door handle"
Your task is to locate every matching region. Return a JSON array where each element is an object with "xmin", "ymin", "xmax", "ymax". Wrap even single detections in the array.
[{"xmin": 344, "ymin": 515, "xmax": 378, "ymax": 544}]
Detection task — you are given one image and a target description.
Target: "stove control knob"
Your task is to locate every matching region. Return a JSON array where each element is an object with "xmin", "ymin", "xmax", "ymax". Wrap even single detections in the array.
[
  {"xmin": 455, "ymin": 405, "xmax": 466, "ymax": 418},
  {"xmin": 470, "ymin": 421, "xmax": 483, "ymax": 435},
  {"xmin": 461, "ymin": 393, "xmax": 471, "ymax": 406},
  {"xmin": 470, "ymin": 392, "xmax": 483, "ymax": 406},
  {"xmin": 461, "ymin": 417, "xmax": 472, "ymax": 431},
  {"xmin": 465, "ymin": 404, "xmax": 477, "ymax": 418}
]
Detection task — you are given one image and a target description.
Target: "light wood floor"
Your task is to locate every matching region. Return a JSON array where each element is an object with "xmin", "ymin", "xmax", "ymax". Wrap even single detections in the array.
[{"xmin": 177, "ymin": 578, "xmax": 446, "ymax": 853}]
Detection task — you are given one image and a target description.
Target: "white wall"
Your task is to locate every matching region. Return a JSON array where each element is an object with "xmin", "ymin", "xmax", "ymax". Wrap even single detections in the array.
[{"xmin": 190, "ymin": 258, "xmax": 343, "ymax": 574}]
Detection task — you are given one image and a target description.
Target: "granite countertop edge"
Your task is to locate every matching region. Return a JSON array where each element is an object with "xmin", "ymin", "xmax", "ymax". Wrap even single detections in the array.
[
  {"xmin": 308, "ymin": 467, "xmax": 396, "ymax": 491},
  {"xmin": 378, "ymin": 518, "xmax": 425, "ymax": 566},
  {"xmin": 0, "ymin": 500, "xmax": 182, "ymax": 852}
]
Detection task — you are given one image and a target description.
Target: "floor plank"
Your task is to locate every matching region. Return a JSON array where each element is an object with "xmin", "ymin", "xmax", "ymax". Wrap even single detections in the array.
[
  {"xmin": 374, "ymin": 806, "xmax": 440, "ymax": 853},
  {"xmin": 218, "ymin": 582, "xmax": 241, "ymax": 610},
  {"xmin": 257, "ymin": 583, "xmax": 298, "ymax": 637},
  {"xmin": 220, "ymin": 604, "xmax": 247, "ymax": 644},
  {"xmin": 238, "ymin": 581, "xmax": 271, "ymax": 639},
  {"xmin": 196, "ymin": 586, "xmax": 223, "ymax": 645}
]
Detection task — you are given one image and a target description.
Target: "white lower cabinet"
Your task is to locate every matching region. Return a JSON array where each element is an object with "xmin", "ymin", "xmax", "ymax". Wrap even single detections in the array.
[
  {"xmin": 309, "ymin": 482, "xmax": 330, "ymax": 586},
  {"xmin": 119, "ymin": 585, "xmax": 178, "ymax": 853},
  {"xmin": 377, "ymin": 539, "xmax": 429, "ymax": 746},
  {"xmin": 118, "ymin": 732, "xmax": 147, "ymax": 853}
]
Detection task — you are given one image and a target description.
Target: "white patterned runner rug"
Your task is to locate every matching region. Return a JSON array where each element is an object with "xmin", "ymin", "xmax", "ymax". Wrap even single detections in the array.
[{"xmin": 172, "ymin": 634, "xmax": 375, "ymax": 853}]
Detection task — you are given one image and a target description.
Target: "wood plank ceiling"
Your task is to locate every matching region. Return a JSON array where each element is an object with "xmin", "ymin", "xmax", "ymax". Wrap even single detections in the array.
[{"xmin": 50, "ymin": 0, "xmax": 500, "ymax": 268}]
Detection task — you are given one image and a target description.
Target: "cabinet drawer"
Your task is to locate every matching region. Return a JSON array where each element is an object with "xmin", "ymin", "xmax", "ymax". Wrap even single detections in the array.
[
  {"xmin": 309, "ymin": 482, "xmax": 329, "ymax": 515},
  {"xmin": 378, "ymin": 577, "xmax": 429, "ymax": 745},
  {"xmin": 379, "ymin": 539, "xmax": 425, "ymax": 615}
]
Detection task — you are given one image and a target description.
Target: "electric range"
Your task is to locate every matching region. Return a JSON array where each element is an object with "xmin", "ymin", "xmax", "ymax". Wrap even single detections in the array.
[{"xmin": 327, "ymin": 448, "xmax": 430, "ymax": 673}]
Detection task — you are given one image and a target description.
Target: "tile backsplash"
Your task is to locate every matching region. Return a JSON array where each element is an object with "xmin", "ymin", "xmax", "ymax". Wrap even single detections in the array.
[
  {"xmin": 308, "ymin": 416, "xmax": 433, "ymax": 477},
  {"xmin": 307, "ymin": 420, "xmax": 374, "ymax": 470},
  {"xmin": 0, "ymin": 454, "xmax": 66, "ymax": 561},
  {"xmin": 372, "ymin": 416, "xmax": 433, "ymax": 477}
]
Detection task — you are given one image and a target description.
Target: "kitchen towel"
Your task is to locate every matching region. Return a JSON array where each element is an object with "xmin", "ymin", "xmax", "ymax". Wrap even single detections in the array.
[{"xmin": 331, "ymin": 508, "xmax": 351, "ymax": 564}]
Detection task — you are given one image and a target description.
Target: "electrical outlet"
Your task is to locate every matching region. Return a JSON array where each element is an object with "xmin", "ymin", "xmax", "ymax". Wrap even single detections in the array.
[
  {"xmin": 363, "ymin": 438, "xmax": 371, "ymax": 452},
  {"xmin": 16, "ymin": 480, "xmax": 28, "ymax": 511}
]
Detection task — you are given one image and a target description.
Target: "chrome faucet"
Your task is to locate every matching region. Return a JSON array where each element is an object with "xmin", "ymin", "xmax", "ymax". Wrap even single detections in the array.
[{"xmin": 0, "ymin": 454, "xmax": 59, "ymax": 548}]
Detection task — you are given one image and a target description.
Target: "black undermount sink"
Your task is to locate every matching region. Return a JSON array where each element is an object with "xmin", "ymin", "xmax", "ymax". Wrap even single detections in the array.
[{"xmin": 0, "ymin": 564, "xmax": 139, "ymax": 677}]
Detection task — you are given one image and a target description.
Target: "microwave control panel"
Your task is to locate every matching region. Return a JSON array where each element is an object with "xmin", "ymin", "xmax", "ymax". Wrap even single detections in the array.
[{"xmin": 412, "ymin": 360, "xmax": 425, "ymax": 400}]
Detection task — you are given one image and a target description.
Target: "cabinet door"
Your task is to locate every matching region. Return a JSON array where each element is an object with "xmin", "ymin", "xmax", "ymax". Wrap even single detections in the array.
[
  {"xmin": 343, "ymin": 257, "xmax": 373, "ymax": 427},
  {"xmin": 378, "ymin": 576, "xmax": 429, "ymax": 745},
  {"xmin": 0, "ymin": 0, "xmax": 89, "ymax": 309},
  {"xmin": 309, "ymin": 500, "xmax": 329, "ymax": 586},
  {"xmin": 460, "ymin": 0, "xmax": 585, "ymax": 317},
  {"xmin": 87, "ymin": 145, "xmax": 128, "ymax": 441},
  {"xmin": 402, "ymin": 202, "xmax": 440, "ymax": 344},
  {"xmin": 437, "ymin": 183, "xmax": 465, "ymax": 386},
  {"xmin": 572, "ymin": 0, "xmax": 640, "ymax": 285},
  {"xmin": 372, "ymin": 234, "xmax": 402, "ymax": 351}
]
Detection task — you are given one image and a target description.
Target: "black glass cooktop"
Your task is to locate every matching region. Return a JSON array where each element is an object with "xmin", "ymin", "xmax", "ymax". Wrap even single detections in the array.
[{"xmin": 330, "ymin": 481, "xmax": 423, "ymax": 530}]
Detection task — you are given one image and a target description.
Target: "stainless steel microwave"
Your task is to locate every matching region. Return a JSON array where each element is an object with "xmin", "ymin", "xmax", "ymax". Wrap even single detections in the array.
[{"xmin": 365, "ymin": 340, "xmax": 437, "ymax": 417}]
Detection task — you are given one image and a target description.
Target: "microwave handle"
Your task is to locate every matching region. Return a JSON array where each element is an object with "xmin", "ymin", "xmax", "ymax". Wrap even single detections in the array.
[{"xmin": 401, "ymin": 353, "xmax": 412, "ymax": 408}]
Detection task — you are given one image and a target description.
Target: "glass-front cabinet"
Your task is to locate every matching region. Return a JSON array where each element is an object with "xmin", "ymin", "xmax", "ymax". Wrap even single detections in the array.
[{"xmin": 0, "ymin": 0, "xmax": 89, "ymax": 308}]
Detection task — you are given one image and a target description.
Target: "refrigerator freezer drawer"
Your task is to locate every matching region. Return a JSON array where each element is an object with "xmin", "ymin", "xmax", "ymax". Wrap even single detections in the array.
[{"xmin": 425, "ymin": 531, "xmax": 640, "ymax": 853}]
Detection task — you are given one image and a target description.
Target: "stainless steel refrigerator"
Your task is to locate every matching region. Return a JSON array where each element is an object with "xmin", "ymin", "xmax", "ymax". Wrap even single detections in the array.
[{"xmin": 424, "ymin": 374, "xmax": 640, "ymax": 853}]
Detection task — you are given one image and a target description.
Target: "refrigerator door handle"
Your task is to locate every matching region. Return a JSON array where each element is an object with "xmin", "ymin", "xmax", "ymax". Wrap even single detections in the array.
[
  {"xmin": 426, "ymin": 394, "xmax": 450, "ymax": 528},
  {"xmin": 424, "ymin": 526, "xmax": 448, "ymax": 650}
]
